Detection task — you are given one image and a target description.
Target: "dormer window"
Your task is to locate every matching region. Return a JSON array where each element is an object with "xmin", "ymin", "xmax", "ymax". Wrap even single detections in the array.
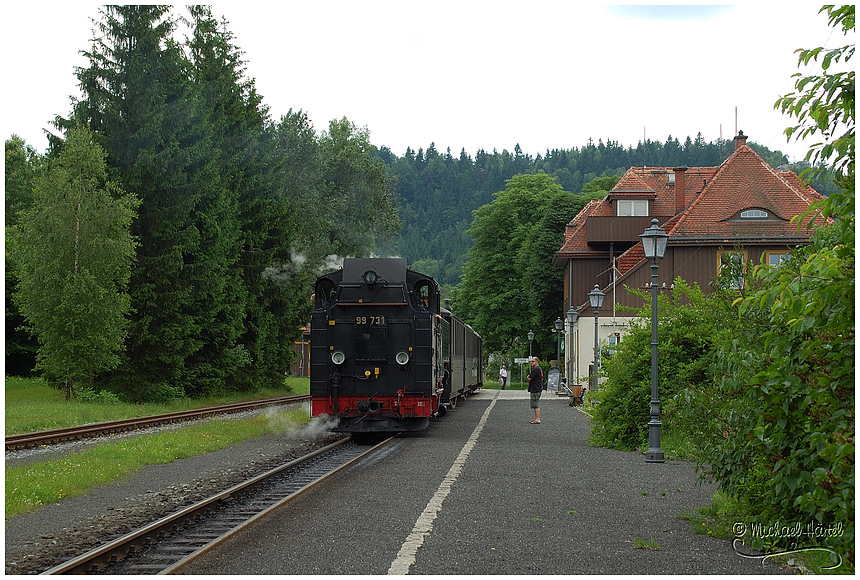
[
  {"xmin": 740, "ymin": 209, "xmax": 768, "ymax": 219},
  {"xmin": 616, "ymin": 199, "xmax": 649, "ymax": 217}
]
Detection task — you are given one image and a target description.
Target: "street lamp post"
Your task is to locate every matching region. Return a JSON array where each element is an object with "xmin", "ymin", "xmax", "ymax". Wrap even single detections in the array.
[
  {"xmin": 640, "ymin": 218, "xmax": 668, "ymax": 463},
  {"xmin": 588, "ymin": 284, "xmax": 605, "ymax": 395},
  {"xmin": 527, "ymin": 330, "xmax": 535, "ymax": 360},
  {"xmin": 554, "ymin": 318, "xmax": 564, "ymax": 373},
  {"xmin": 566, "ymin": 307, "xmax": 578, "ymax": 383}
]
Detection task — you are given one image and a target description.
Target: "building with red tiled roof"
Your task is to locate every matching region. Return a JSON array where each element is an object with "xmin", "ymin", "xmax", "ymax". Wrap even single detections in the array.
[{"xmin": 553, "ymin": 131, "xmax": 828, "ymax": 386}]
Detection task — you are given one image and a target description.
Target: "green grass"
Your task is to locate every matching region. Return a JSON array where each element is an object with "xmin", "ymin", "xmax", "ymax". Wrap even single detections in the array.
[
  {"xmin": 680, "ymin": 489, "xmax": 744, "ymax": 540},
  {"xmin": 5, "ymin": 375, "xmax": 314, "ymax": 519},
  {"xmin": 5, "ymin": 408, "xmax": 312, "ymax": 518},
  {"xmin": 632, "ymin": 537, "xmax": 661, "ymax": 550},
  {"xmin": 5, "ymin": 375, "xmax": 310, "ymax": 435},
  {"xmin": 680, "ymin": 490, "xmax": 853, "ymax": 575}
]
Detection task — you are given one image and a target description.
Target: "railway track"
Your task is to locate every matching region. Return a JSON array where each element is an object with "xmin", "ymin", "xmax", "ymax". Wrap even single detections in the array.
[
  {"xmin": 5, "ymin": 395, "xmax": 311, "ymax": 451},
  {"xmin": 40, "ymin": 435, "xmax": 392, "ymax": 574}
]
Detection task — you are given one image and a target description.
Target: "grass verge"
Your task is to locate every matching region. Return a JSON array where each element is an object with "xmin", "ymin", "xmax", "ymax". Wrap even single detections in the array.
[
  {"xmin": 5, "ymin": 375, "xmax": 309, "ymax": 435},
  {"xmin": 5, "ymin": 375, "xmax": 314, "ymax": 520},
  {"xmin": 680, "ymin": 486, "xmax": 852, "ymax": 574},
  {"xmin": 5, "ymin": 407, "xmax": 312, "ymax": 519}
]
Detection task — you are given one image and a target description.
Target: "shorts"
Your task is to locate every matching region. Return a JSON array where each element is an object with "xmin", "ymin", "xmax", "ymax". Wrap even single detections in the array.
[{"xmin": 530, "ymin": 391, "xmax": 542, "ymax": 409}]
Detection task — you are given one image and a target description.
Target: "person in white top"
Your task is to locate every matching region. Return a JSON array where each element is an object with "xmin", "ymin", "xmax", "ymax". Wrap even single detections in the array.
[{"xmin": 499, "ymin": 365, "xmax": 508, "ymax": 390}]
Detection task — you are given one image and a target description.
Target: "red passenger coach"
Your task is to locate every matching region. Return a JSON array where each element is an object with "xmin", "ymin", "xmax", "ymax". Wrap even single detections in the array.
[{"xmin": 310, "ymin": 258, "xmax": 464, "ymax": 434}]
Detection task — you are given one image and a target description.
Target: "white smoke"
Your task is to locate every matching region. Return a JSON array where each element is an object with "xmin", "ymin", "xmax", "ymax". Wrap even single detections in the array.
[
  {"xmin": 262, "ymin": 249, "xmax": 310, "ymax": 287},
  {"xmin": 264, "ymin": 251, "xmax": 407, "ymax": 289},
  {"xmin": 261, "ymin": 407, "xmax": 340, "ymax": 439},
  {"xmin": 318, "ymin": 254, "xmax": 346, "ymax": 275},
  {"xmin": 302, "ymin": 414, "xmax": 341, "ymax": 437}
]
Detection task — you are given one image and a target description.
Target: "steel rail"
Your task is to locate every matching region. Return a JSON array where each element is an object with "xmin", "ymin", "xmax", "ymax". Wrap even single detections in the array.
[
  {"xmin": 5, "ymin": 394, "xmax": 311, "ymax": 451},
  {"xmin": 40, "ymin": 435, "xmax": 391, "ymax": 575}
]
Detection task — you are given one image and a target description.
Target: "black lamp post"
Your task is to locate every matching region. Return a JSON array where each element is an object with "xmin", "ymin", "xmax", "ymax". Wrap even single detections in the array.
[
  {"xmin": 527, "ymin": 330, "xmax": 535, "ymax": 359},
  {"xmin": 554, "ymin": 317, "xmax": 564, "ymax": 373},
  {"xmin": 640, "ymin": 218, "xmax": 668, "ymax": 463},
  {"xmin": 588, "ymin": 284, "xmax": 605, "ymax": 394},
  {"xmin": 566, "ymin": 307, "xmax": 578, "ymax": 381}
]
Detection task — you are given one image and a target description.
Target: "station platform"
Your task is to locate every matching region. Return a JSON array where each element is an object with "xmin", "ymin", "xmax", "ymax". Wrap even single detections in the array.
[{"xmin": 179, "ymin": 386, "xmax": 792, "ymax": 575}]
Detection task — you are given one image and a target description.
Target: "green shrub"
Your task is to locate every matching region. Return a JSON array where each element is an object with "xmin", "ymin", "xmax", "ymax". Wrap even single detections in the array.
[
  {"xmin": 76, "ymin": 387, "xmax": 123, "ymax": 404},
  {"xmin": 590, "ymin": 280, "xmax": 722, "ymax": 452}
]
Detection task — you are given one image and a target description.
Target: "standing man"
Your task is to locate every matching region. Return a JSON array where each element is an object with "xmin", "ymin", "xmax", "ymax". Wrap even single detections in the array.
[
  {"xmin": 527, "ymin": 357, "xmax": 543, "ymax": 424},
  {"xmin": 499, "ymin": 364, "xmax": 508, "ymax": 389}
]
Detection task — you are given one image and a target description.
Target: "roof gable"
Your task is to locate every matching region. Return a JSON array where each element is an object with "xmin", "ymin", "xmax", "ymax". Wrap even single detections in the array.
[{"xmin": 669, "ymin": 145, "xmax": 828, "ymax": 240}]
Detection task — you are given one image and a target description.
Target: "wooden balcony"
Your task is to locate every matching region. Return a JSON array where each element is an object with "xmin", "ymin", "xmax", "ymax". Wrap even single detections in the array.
[{"xmin": 586, "ymin": 216, "xmax": 673, "ymax": 245}]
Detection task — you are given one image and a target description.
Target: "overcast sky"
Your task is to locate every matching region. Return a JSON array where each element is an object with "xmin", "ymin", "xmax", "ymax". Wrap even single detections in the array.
[{"xmin": 2, "ymin": 2, "xmax": 846, "ymax": 163}]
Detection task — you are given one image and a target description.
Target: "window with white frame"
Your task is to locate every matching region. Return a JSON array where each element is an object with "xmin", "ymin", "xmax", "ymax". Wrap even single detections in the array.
[{"xmin": 616, "ymin": 199, "xmax": 649, "ymax": 216}]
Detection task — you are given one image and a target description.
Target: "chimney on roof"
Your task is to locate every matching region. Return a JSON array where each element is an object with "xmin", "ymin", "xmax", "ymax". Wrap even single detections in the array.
[
  {"xmin": 734, "ymin": 130, "xmax": 748, "ymax": 150},
  {"xmin": 673, "ymin": 166, "xmax": 687, "ymax": 213}
]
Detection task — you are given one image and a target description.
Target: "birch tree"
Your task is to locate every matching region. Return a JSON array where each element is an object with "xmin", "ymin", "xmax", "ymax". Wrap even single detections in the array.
[{"xmin": 14, "ymin": 127, "xmax": 139, "ymax": 399}]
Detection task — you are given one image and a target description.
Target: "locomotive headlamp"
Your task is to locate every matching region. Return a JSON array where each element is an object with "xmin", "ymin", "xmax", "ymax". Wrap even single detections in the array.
[
  {"xmin": 364, "ymin": 270, "xmax": 378, "ymax": 285},
  {"xmin": 395, "ymin": 351, "xmax": 410, "ymax": 365},
  {"xmin": 331, "ymin": 350, "xmax": 346, "ymax": 365}
]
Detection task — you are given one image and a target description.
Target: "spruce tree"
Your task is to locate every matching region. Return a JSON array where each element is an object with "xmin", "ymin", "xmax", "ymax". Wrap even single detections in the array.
[
  {"xmin": 69, "ymin": 6, "xmax": 229, "ymax": 399},
  {"xmin": 188, "ymin": 7, "xmax": 301, "ymax": 391},
  {"xmin": 184, "ymin": 6, "xmax": 256, "ymax": 394}
]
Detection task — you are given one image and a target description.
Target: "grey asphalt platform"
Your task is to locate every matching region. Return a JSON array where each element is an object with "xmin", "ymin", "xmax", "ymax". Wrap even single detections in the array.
[{"xmin": 178, "ymin": 388, "xmax": 793, "ymax": 575}]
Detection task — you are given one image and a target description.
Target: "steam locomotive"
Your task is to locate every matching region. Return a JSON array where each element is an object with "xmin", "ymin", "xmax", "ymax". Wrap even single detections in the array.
[{"xmin": 310, "ymin": 258, "xmax": 483, "ymax": 434}]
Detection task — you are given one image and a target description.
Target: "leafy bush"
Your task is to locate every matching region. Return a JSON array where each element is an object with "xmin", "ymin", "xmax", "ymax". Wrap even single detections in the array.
[
  {"xmin": 709, "ymin": 231, "xmax": 853, "ymax": 564},
  {"xmin": 590, "ymin": 280, "xmax": 723, "ymax": 452},
  {"xmin": 76, "ymin": 387, "xmax": 122, "ymax": 405}
]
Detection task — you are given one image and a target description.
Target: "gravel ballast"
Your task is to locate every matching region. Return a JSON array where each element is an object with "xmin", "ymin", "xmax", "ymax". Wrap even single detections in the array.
[{"xmin": 4, "ymin": 408, "xmax": 341, "ymax": 575}]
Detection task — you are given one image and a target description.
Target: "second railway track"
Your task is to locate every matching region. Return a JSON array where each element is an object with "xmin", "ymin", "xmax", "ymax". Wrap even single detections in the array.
[{"xmin": 40, "ymin": 435, "xmax": 393, "ymax": 575}]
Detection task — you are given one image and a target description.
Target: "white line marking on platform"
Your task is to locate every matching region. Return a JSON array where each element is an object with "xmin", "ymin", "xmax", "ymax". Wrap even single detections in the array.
[{"xmin": 387, "ymin": 392, "xmax": 499, "ymax": 575}]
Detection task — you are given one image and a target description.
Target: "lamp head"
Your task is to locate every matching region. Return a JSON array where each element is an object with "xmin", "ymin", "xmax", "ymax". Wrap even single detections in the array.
[
  {"xmin": 640, "ymin": 218, "xmax": 668, "ymax": 260},
  {"xmin": 588, "ymin": 284, "xmax": 605, "ymax": 310}
]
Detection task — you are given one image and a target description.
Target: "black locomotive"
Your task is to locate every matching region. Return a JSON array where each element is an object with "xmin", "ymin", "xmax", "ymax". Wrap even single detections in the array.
[{"xmin": 310, "ymin": 258, "xmax": 483, "ymax": 434}]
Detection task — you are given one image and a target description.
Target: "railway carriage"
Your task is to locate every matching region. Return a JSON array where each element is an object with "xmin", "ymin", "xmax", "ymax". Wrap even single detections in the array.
[
  {"xmin": 310, "ymin": 258, "xmax": 482, "ymax": 434},
  {"xmin": 439, "ymin": 305, "xmax": 483, "ymax": 408}
]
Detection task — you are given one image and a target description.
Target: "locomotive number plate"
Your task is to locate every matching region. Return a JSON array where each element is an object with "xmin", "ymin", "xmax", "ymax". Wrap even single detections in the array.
[{"xmin": 356, "ymin": 316, "xmax": 386, "ymax": 325}]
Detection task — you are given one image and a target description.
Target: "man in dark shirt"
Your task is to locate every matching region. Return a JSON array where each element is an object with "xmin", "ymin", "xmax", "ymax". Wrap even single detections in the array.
[{"xmin": 527, "ymin": 356, "xmax": 543, "ymax": 423}]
